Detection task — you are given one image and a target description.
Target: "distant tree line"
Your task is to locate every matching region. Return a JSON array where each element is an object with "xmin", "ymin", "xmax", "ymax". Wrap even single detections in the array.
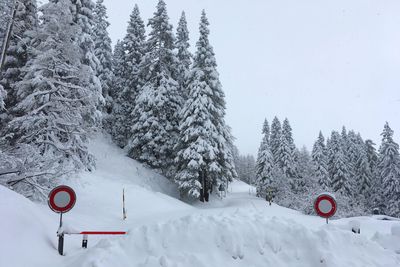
[
  {"xmin": 231, "ymin": 145, "xmax": 256, "ymax": 185},
  {"xmin": 255, "ymin": 117, "xmax": 400, "ymax": 217}
]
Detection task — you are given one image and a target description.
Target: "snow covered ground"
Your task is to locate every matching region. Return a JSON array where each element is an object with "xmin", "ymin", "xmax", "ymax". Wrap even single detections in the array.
[{"xmin": 1, "ymin": 134, "xmax": 399, "ymax": 267}]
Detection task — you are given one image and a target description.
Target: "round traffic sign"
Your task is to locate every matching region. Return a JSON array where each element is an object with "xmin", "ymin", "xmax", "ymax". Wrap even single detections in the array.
[
  {"xmin": 48, "ymin": 185, "xmax": 76, "ymax": 213},
  {"xmin": 314, "ymin": 193, "xmax": 337, "ymax": 218}
]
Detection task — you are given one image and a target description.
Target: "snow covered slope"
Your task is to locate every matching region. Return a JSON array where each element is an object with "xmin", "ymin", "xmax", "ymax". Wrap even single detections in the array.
[{"xmin": 1, "ymin": 134, "xmax": 399, "ymax": 267}]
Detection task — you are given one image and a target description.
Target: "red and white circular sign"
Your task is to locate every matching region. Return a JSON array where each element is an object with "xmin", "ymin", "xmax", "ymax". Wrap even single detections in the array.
[
  {"xmin": 314, "ymin": 193, "xmax": 337, "ymax": 218},
  {"xmin": 48, "ymin": 185, "xmax": 76, "ymax": 213}
]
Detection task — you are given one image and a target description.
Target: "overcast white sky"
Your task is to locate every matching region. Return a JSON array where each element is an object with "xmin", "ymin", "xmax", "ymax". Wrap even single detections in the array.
[{"xmin": 103, "ymin": 0, "xmax": 400, "ymax": 156}]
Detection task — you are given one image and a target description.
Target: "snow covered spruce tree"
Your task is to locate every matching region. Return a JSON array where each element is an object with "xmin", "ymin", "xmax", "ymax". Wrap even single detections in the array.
[
  {"xmin": 378, "ymin": 122, "xmax": 400, "ymax": 217},
  {"xmin": 128, "ymin": 0, "xmax": 182, "ymax": 174},
  {"xmin": 312, "ymin": 131, "xmax": 330, "ymax": 190},
  {"xmin": 270, "ymin": 116, "xmax": 282, "ymax": 163},
  {"xmin": 111, "ymin": 40, "xmax": 125, "ymax": 100},
  {"xmin": 108, "ymin": 40, "xmax": 127, "ymax": 146},
  {"xmin": 296, "ymin": 146, "xmax": 322, "ymax": 214},
  {"xmin": 175, "ymin": 11, "xmax": 192, "ymax": 100},
  {"xmin": 2, "ymin": 0, "xmax": 97, "ymax": 198},
  {"xmin": 328, "ymin": 131, "xmax": 351, "ymax": 196},
  {"xmin": 365, "ymin": 139, "xmax": 381, "ymax": 209},
  {"xmin": 111, "ymin": 5, "xmax": 146, "ymax": 147},
  {"xmin": 366, "ymin": 139, "xmax": 378, "ymax": 176},
  {"xmin": 174, "ymin": 10, "xmax": 236, "ymax": 201},
  {"xmin": 255, "ymin": 119, "xmax": 275, "ymax": 197},
  {"xmin": 277, "ymin": 118, "xmax": 299, "ymax": 189},
  {"xmin": 356, "ymin": 141, "xmax": 372, "ymax": 198},
  {"xmin": 93, "ymin": 0, "xmax": 113, "ymax": 113},
  {"xmin": 70, "ymin": 0, "xmax": 103, "ymax": 122},
  {"xmin": 327, "ymin": 130, "xmax": 364, "ymax": 216},
  {"xmin": 0, "ymin": 0, "xmax": 38, "ymax": 112},
  {"xmin": 346, "ymin": 130, "xmax": 361, "ymax": 187}
]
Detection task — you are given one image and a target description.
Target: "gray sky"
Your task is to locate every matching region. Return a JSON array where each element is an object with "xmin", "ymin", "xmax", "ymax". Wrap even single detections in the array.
[{"xmin": 104, "ymin": 0, "xmax": 400, "ymax": 156}]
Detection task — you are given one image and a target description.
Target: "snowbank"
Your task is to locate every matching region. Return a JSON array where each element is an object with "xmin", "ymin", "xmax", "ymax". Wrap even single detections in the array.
[
  {"xmin": 67, "ymin": 210, "xmax": 399, "ymax": 267},
  {"xmin": 0, "ymin": 185, "xmax": 59, "ymax": 267}
]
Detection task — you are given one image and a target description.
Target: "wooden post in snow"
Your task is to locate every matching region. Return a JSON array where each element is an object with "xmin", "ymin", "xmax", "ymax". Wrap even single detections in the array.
[{"xmin": 122, "ymin": 188, "xmax": 127, "ymax": 220}]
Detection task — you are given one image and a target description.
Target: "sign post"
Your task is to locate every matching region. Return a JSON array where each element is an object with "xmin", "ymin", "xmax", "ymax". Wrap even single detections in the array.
[
  {"xmin": 48, "ymin": 185, "xmax": 76, "ymax": 255},
  {"xmin": 123, "ymin": 188, "xmax": 127, "ymax": 220},
  {"xmin": 314, "ymin": 193, "xmax": 337, "ymax": 224}
]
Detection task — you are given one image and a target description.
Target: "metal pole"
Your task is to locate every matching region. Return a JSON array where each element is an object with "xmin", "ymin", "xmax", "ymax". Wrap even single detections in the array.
[
  {"xmin": 58, "ymin": 213, "xmax": 64, "ymax": 255},
  {"xmin": 0, "ymin": 0, "xmax": 18, "ymax": 72},
  {"xmin": 326, "ymin": 218, "xmax": 329, "ymax": 224}
]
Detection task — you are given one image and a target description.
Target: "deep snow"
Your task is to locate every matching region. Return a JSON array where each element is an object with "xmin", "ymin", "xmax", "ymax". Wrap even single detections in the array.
[{"xmin": 1, "ymin": 134, "xmax": 399, "ymax": 267}]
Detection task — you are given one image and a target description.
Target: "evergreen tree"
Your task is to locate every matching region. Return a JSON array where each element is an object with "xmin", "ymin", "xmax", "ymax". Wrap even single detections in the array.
[
  {"xmin": 341, "ymin": 126, "xmax": 348, "ymax": 151},
  {"xmin": 174, "ymin": 75, "xmax": 222, "ymax": 198},
  {"xmin": 277, "ymin": 118, "xmax": 298, "ymax": 187},
  {"xmin": 329, "ymin": 131, "xmax": 351, "ymax": 196},
  {"xmin": 0, "ymin": 0, "xmax": 38, "ymax": 110},
  {"xmin": 270, "ymin": 116, "xmax": 281, "ymax": 163},
  {"xmin": 111, "ymin": 5, "xmax": 146, "ymax": 147},
  {"xmin": 128, "ymin": 0, "xmax": 182, "ymax": 173},
  {"xmin": 256, "ymin": 119, "xmax": 270, "ymax": 163},
  {"xmin": 346, "ymin": 130, "xmax": 359, "ymax": 179},
  {"xmin": 175, "ymin": 11, "xmax": 192, "ymax": 99},
  {"xmin": 71, "ymin": 0, "xmax": 98, "ymax": 69},
  {"xmin": 261, "ymin": 119, "xmax": 270, "ymax": 145},
  {"xmin": 356, "ymin": 143, "xmax": 372, "ymax": 197},
  {"xmin": 312, "ymin": 131, "xmax": 330, "ymax": 190},
  {"xmin": 366, "ymin": 139, "xmax": 378, "ymax": 175},
  {"xmin": 108, "ymin": 40, "xmax": 126, "ymax": 146},
  {"xmin": 256, "ymin": 119, "xmax": 274, "ymax": 196},
  {"xmin": 256, "ymin": 145, "xmax": 274, "ymax": 196},
  {"xmin": 110, "ymin": 40, "xmax": 125, "ymax": 101},
  {"xmin": 366, "ymin": 139, "xmax": 382, "ymax": 210},
  {"xmin": 110, "ymin": 40, "xmax": 125, "ymax": 103},
  {"xmin": 4, "ymin": 0, "xmax": 95, "ymax": 173},
  {"xmin": 70, "ymin": 0, "xmax": 103, "ymax": 123},
  {"xmin": 194, "ymin": 10, "xmax": 237, "ymax": 185},
  {"xmin": 93, "ymin": 0, "xmax": 113, "ymax": 113},
  {"xmin": 378, "ymin": 122, "xmax": 400, "ymax": 216},
  {"xmin": 121, "ymin": 4, "xmax": 145, "ymax": 100},
  {"xmin": 174, "ymin": 10, "xmax": 236, "ymax": 200}
]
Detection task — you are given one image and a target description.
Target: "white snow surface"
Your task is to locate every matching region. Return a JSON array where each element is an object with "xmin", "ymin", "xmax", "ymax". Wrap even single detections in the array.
[{"xmin": 1, "ymin": 134, "xmax": 400, "ymax": 267}]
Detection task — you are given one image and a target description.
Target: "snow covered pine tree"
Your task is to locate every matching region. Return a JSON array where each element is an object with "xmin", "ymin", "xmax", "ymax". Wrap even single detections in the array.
[
  {"xmin": 312, "ymin": 131, "xmax": 330, "ymax": 190},
  {"xmin": 378, "ymin": 122, "xmax": 400, "ymax": 217},
  {"xmin": 175, "ymin": 11, "xmax": 192, "ymax": 100},
  {"xmin": 1, "ymin": 0, "xmax": 97, "ymax": 199},
  {"xmin": 255, "ymin": 119, "xmax": 274, "ymax": 197},
  {"xmin": 0, "ymin": 0, "xmax": 38, "ymax": 114},
  {"xmin": 111, "ymin": 4, "xmax": 145, "ymax": 147},
  {"xmin": 174, "ymin": 11, "xmax": 236, "ymax": 201},
  {"xmin": 128, "ymin": 0, "xmax": 182, "ymax": 176},
  {"xmin": 92, "ymin": 0, "xmax": 114, "ymax": 114}
]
